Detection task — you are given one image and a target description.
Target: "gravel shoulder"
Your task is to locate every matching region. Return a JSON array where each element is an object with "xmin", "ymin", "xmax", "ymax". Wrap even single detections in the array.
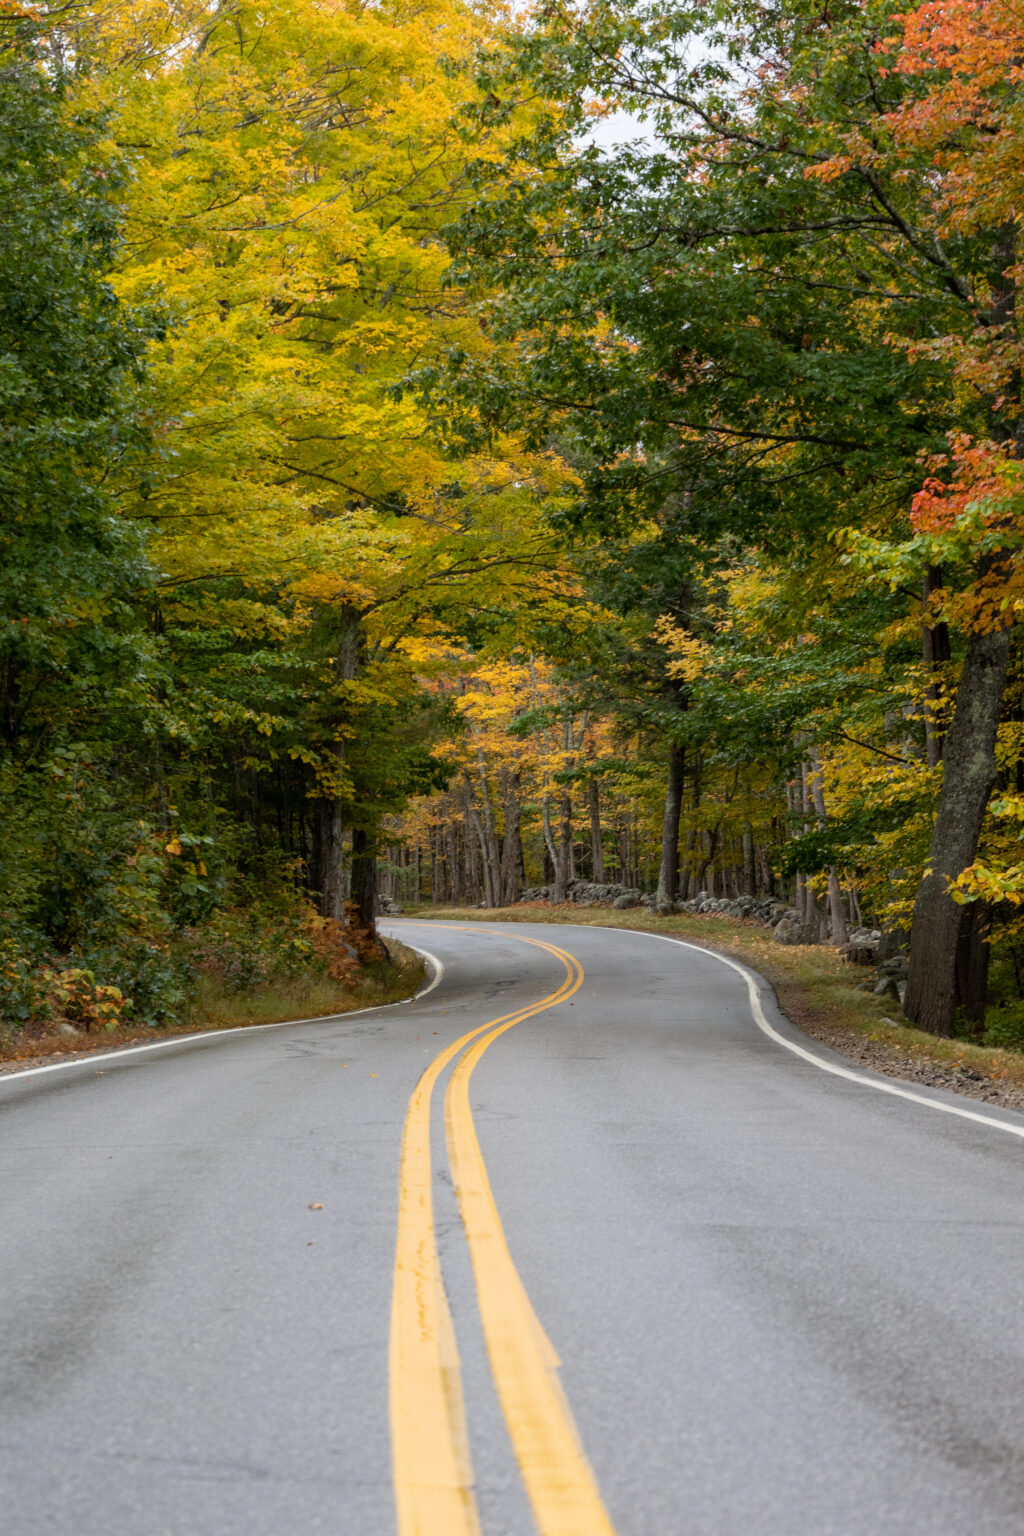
[{"xmin": 755, "ymin": 979, "xmax": 1024, "ymax": 1112}]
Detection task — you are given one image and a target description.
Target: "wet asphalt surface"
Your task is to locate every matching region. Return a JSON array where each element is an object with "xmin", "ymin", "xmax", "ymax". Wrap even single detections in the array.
[{"xmin": 4, "ymin": 919, "xmax": 1024, "ymax": 1535}]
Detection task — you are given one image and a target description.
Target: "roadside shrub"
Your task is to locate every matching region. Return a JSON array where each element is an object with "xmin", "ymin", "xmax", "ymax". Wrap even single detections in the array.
[
  {"xmin": 184, "ymin": 898, "xmax": 318, "ymax": 994},
  {"xmin": 78, "ymin": 937, "xmax": 192, "ymax": 1028},
  {"xmin": 981, "ymin": 1003, "xmax": 1024, "ymax": 1053},
  {"xmin": 40, "ymin": 967, "xmax": 126, "ymax": 1031},
  {"xmin": 0, "ymin": 941, "xmax": 45, "ymax": 1027}
]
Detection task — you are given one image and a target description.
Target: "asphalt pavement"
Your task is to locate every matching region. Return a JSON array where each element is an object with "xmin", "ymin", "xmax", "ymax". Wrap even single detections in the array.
[{"xmin": 4, "ymin": 919, "xmax": 1024, "ymax": 1535}]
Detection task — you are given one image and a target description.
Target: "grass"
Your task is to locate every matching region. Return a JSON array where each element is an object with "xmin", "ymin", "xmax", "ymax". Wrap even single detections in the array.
[
  {"xmin": 191, "ymin": 939, "xmax": 425, "ymax": 1027},
  {"xmin": 0, "ymin": 938, "xmax": 425, "ymax": 1070},
  {"xmin": 405, "ymin": 902, "xmax": 1024, "ymax": 1092}
]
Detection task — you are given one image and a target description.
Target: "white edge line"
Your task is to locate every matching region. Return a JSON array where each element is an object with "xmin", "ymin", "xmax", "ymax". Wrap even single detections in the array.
[
  {"xmin": 604, "ymin": 926, "xmax": 1024, "ymax": 1142},
  {"xmin": 0, "ymin": 939, "xmax": 445, "ymax": 1088},
  {"xmin": 409, "ymin": 945, "xmax": 444, "ymax": 1000}
]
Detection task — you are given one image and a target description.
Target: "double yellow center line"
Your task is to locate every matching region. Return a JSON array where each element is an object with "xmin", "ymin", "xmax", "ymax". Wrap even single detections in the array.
[{"xmin": 389, "ymin": 930, "xmax": 618, "ymax": 1536}]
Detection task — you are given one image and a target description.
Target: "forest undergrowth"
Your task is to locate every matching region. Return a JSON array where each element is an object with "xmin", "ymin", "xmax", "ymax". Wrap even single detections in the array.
[{"xmin": 0, "ymin": 933, "xmax": 424, "ymax": 1071}]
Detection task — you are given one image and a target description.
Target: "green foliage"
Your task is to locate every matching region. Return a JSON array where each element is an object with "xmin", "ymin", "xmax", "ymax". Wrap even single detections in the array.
[
  {"xmin": 0, "ymin": 33, "xmax": 160, "ymax": 757},
  {"xmin": 0, "ymin": 8, "xmax": 515, "ymax": 1040},
  {"xmin": 978, "ymin": 1004, "xmax": 1024, "ymax": 1052}
]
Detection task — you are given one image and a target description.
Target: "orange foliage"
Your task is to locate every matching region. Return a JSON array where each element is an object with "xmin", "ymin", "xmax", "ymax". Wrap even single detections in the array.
[
  {"xmin": 887, "ymin": 0, "xmax": 1024, "ymax": 238},
  {"xmin": 911, "ymin": 435, "xmax": 1015, "ymax": 533}
]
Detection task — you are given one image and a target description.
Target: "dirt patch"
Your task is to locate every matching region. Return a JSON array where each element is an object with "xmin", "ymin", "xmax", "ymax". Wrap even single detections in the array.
[
  {"xmin": 0, "ymin": 1025, "xmax": 216, "ymax": 1076},
  {"xmin": 789, "ymin": 1019, "xmax": 1024, "ymax": 1111}
]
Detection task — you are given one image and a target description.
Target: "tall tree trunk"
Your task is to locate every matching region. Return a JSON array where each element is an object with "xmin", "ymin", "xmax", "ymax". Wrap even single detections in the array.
[
  {"xmin": 680, "ymin": 828, "xmax": 697, "ymax": 900},
  {"xmin": 758, "ymin": 841, "xmax": 775, "ymax": 898},
  {"xmin": 588, "ymin": 775, "xmax": 604, "ymax": 883},
  {"xmin": 541, "ymin": 795, "xmax": 558, "ymax": 894},
  {"xmin": 655, "ymin": 743, "xmax": 685, "ymax": 911},
  {"xmin": 500, "ymin": 769, "xmax": 523, "ymax": 906},
  {"xmin": 849, "ymin": 884, "xmax": 864, "ymax": 928},
  {"xmin": 807, "ymin": 747, "xmax": 849, "ymax": 945},
  {"xmin": 473, "ymin": 744, "xmax": 502, "ymax": 904},
  {"xmin": 680, "ymin": 752, "xmax": 702, "ymax": 897},
  {"xmin": 320, "ymin": 607, "xmax": 361, "ymax": 920},
  {"xmin": 955, "ymin": 899, "xmax": 992, "ymax": 1028},
  {"xmin": 922, "ymin": 566, "xmax": 952, "ymax": 768},
  {"xmin": 350, "ymin": 824, "xmax": 379, "ymax": 941},
  {"xmin": 552, "ymin": 792, "xmax": 572, "ymax": 903},
  {"xmin": 695, "ymin": 824, "xmax": 720, "ymax": 892},
  {"xmin": 465, "ymin": 776, "xmax": 498, "ymax": 907},
  {"xmin": 826, "ymin": 871, "xmax": 848, "ymax": 945},
  {"xmin": 803, "ymin": 880, "xmax": 817, "ymax": 931},
  {"xmin": 904, "ymin": 625, "xmax": 1010, "ymax": 1035},
  {"xmin": 742, "ymin": 824, "xmax": 757, "ymax": 896}
]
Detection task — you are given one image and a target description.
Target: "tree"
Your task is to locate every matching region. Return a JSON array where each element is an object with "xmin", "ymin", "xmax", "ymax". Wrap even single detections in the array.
[
  {"xmin": 0, "ymin": 9, "xmax": 173, "ymax": 1008},
  {"xmin": 429, "ymin": 0, "xmax": 1022, "ymax": 1031},
  {"xmin": 60, "ymin": 0, "xmax": 575, "ymax": 928},
  {"xmin": 0, "ymin": 14, "xmax": 156, "ymax": 761}
]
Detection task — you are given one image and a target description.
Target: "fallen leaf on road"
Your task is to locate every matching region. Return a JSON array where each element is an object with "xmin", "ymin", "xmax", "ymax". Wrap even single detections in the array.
[{"xmin": 308, "ymin": 1202, "xmax": 323, "ymax": 1210}]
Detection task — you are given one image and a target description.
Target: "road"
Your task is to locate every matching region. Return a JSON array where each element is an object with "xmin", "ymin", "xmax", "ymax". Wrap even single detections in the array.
[{"xmin": 4, "ymin": 919, "xmax": 1024, "ymax": 1535}]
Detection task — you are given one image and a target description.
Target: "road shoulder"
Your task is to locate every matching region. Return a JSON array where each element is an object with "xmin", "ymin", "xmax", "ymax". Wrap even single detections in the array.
[{"xmin": 402, "ymin": 906, "xmax": 1024, "ymax": 1115}]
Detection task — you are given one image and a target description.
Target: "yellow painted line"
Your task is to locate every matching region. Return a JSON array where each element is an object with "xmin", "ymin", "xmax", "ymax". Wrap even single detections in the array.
[
  {"xmin": 444, "ymin": 933, "xmax": 620, "ymax": 1536},
  {"xmin": 389, "ymin": 930, "xmax": 582, "ymax": 1536}
]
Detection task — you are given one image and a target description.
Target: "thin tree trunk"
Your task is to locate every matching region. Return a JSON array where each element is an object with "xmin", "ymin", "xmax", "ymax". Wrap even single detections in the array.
[
  {"xmin": 904, "ymin": 625, "xmax": 1010, "ymax": 1035},
  {"xmin": 825, "ymin": 872, "xmax": 847, "ymax": 944},
  {"xmin": 474, "ymin": 744, "xmax": 502, "ymax": 904},
  {"xmin": 852, "ymin": 885, "xmax": 864, "ymax": 927},
  {"xmin": 465, "ymin": 775, "xmax": 498, "ymax": 907},
  {"xmin": 806, "ymin": 748, "xmax": 849, "ymax": 944},
  {"xmin": 655, "ymin": 743, "xmax": 685, "ymax": 911},
  {"xmin": 742, "ymin": 824, "xmax": 757, "ymax": 896},
  {"xmin": 500, "ymin": 769, "xmax": 523, "ymax": 906},
  {"xmin": 681, "ymin": 753, "xmax": 702, "ymax": 897},
  {"xmin": 922, "ymin": 566, "xmax": 952, "ymax": 768},
  {"xmin": 955, "ymin": 899, "xmax": 992, "ymax": 1028},
  {"xmin": 320, "ymin": 607, "xmax": 361, "ymax": 919},
  {"xmin": 799, "ymin": 763, "xmax": 814, "ymax": 936},
  {"xmin": 350, "ymin": 824, "xmax": 379, "ymax": 941},
  {"xmin": 588, "ymin": 776, "xmax": 604, "ymax": 883},
  {"xmin": 680, "ymin": 828, "xmax": 697, "ymax": 900},
  {"xmin": 541, "ymin": 795, "xmax": 558, "ymax": 894},
  {"xmin": 552, "ymin": 792, "xmax": 572, "ymax": 903},
  {"xmin": 695, "ymin": 824, "xmax": 720, "ymax": 892},
  {"xmin": 758, "ymin": 841, "xmax": 774, "ymax": 898},
  {"xmin": 803, "ymin": 880, "xmax": 817, "ymax": 931}
]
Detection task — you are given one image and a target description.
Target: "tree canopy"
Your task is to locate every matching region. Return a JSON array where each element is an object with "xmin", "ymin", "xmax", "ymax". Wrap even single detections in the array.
[{"xmin": 2, "ymin": 0, "xmax": 1023, "ymax": 1047}]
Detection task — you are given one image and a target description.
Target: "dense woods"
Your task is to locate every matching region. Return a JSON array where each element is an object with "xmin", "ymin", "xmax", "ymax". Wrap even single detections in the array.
[{"xmin": 2, "ymin": 0, "xmax": 1023, "ymax": 1047}]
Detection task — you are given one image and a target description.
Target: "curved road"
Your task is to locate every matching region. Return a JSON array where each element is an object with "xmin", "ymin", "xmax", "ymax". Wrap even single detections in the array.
[{"xmin": 4, "ymin": 920, "xmax": 1024, "ymax": 1534}]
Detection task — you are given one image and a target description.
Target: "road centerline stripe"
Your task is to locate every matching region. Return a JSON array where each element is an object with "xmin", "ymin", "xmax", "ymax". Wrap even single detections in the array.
[
  {"xmin": 441, "ymin": 935, "xmax": 619, "ymax": 1536},
  {"xmin": 389, "ymin": 931, "xmax": 583, "ymax": 1536}
]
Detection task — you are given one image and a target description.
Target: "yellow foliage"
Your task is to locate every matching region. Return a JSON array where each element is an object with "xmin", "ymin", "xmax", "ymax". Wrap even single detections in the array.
[{"xmin": 653, "ymin": 615, "xmax": 711, "ymax": 681}]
